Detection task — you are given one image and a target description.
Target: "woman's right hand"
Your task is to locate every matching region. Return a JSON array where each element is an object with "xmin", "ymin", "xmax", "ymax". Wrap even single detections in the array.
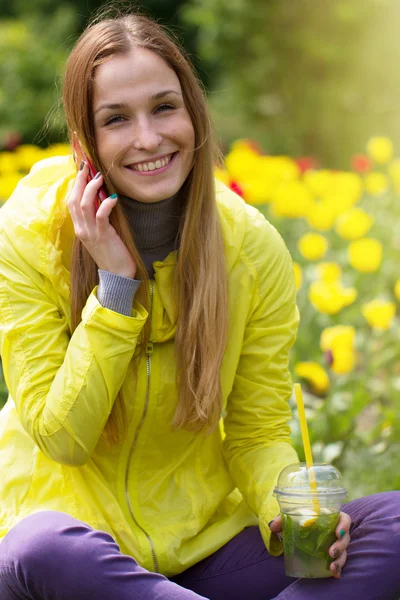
[{"xmin": 68, "ymin": 162, "xmax": 137, "ymax": 279}]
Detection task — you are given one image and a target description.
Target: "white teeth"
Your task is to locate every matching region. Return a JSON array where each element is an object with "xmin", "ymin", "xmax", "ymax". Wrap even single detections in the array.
[{"xmin": 131, "ymin": 153, "xmax": 174, "ymax": 172}]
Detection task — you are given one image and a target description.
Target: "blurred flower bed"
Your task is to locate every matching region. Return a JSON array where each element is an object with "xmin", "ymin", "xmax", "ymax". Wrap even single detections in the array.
[
  {"xmin": 0, "ymin": 143, "xmax": 71, "ymax": 199},
  {"xmin": 216, "ymin": 136, "xmax": 400, "ymax": 497},
  {"xmin": 1, "ymin": 138, "xmax": 400, "ymax": 498}
]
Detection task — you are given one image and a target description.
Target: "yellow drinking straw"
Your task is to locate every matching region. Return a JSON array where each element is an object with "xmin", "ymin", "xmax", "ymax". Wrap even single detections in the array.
[{"xmin": 294, "ymin": 383, "xmax": 320, "ymax": 513}]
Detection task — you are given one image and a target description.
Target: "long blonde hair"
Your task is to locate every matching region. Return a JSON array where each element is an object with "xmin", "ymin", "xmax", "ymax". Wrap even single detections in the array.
[{"xmin": 62, "ymin": 9, "xmax": 228, "ymax": 441}]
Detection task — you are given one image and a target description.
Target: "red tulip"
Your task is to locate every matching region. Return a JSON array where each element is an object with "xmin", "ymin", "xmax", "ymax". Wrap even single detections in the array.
[
  {"xmin": 295, "ymin": 156, "xmax": 319, "ymax": 173},
  {"xmin": 351, "ymin": 154, "xmax": 372, "ymax": 173},
  {"xmin": 229, "ymin": 181, "xmax": 245, "ymax": 198}
]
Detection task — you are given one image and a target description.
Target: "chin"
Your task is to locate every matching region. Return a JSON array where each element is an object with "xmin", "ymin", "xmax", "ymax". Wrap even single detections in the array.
[{"xmin": 130, "ymin": 184, "xmax": 183, "ymax": 203}]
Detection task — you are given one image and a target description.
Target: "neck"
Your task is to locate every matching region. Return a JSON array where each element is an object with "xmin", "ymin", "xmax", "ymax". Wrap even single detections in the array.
[{"xmin": 118, "ymin": 192, "xmax": 184, "ymax": 251}]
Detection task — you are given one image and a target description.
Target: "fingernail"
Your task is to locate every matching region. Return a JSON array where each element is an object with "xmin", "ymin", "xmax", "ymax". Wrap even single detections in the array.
[
  {"xmin": 339, "ymin": 529, "xmax": 346, "ymax": 538},
  {"xmin": 334, "ymin": 563, "xmax": 341, "ymax": 572},
  {"xmin": 110, "ymin": 193, "xmax": 118, "ymax": 199},
  {"xmin": 333, "ymin": 548, "xmax": 340, "ymax": 559},
  {"xmin": 268, "ymin": 520, "xmax": 275, "ymax": 528},
  {"xmin": 276, "ymin": 532, "xmax": 283, "ymax": 542},
  {"xmin": 94, "ymin": 171, "xmax": 102, "ymax": 179},
  {"xmin": 79, "ymin": 160, "xmax": 85, "ymax": 171}
]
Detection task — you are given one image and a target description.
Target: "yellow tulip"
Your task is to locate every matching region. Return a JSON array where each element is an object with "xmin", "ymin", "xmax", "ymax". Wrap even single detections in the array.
[
  {"xmin": 225, "ymin": 145, "xmax": 261, "ymax": 181},
  {"xmin": 331, "ymin": 350, "xmax": 356, "ymax": 374},
  {"xmin": 295, "ymin": 362, "xmax": 330, "ymax": 394},
  {"xmin": 367, "ymin": 136, "xmax": 393, "ymax": 164},
  {"xmin": 394, "ymin": 279, "xmax": 400, "ymax": 301},
  {"xmin": 0, "ymin": 152, "xmax": 18, "ymax": 173},
  {"xmin": 330, "ymin": 171, "xmax": 363, "ymax": 203},
  {"xmin": 322, "ymin": 192, "xmax": 361, "ymax": 219},
  {"xmin": 225, "ymin": 152, "xmax": 300, "ymax": 206},
  {"xmin": 335, "ymin": 208, "xmax": 374, "ymax": 240},
  {"xmin": 266, "ymin": 156, "xmax": 300, "ymax": 182},
  {"xmin": 42, "ymin": 143, "xmax": 71, "ymax": 158},
  {"xmin": 316, "ymin": 262, "xmax": 342, "ymax": 283},
  {"xmin": 348, "ymin": 238, "xmax": 383, "ymax": 273},
  {"xmin": 243, "ymin": 158, "xmax": 291, "ymax": 204},
  {"xmin": 320, "ymin": 325, "xmax": 356, "ymax": 375},
  {"xmin": 272, "ymin": 180, "xmax": 313, "ymax": 218},
  {"xmin": 309, "ymin": 280, "xmax": 357, "ymax": 315},
  {"xmin": 241, "ymin": 176, "xmax": 271, "ymax": 205},
  {"xmin": 341, "ymin": 287, "xmax": 359, "ymax": 307},
  {"xmin": 364, "ymin": 172, "xmax": 388, "ymax": 196},
  {"xmin": 361, "ymin": 299, "xmax": 396, "ymax": 330},
  {"xmin": 230, "ymin": 139, "xmax": 259, "ymax": 153},
  {"xmin": 293, "ymin": 262, "xmax": 303, "ymax": 291},
  {"xmin": 306, "ymin": 200, "xmax": 337, "ymax": 231},
  {"xmin": 303, "ymin": 169, "xmax": 334, "ymax": 197},
  {"xmin": 15, "ymin": 144, "xmax": 45, "ymax": 172},
  {"xmin": 298, "ymin": 233, "xmax": 328, "ymax": 260}
]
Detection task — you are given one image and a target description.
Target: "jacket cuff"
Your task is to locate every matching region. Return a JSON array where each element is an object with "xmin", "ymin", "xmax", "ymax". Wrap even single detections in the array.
[
  {"xmin": 259, "ymin": 494, "xmax": 284, "ymax": 556},
  {"xmin": 82, "ymin": 287, "xmax": 148, "ymax": 328}
]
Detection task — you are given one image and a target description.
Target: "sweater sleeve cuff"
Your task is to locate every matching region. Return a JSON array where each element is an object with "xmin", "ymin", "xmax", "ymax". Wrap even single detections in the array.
[{"xmin": 97, "ymin": 269, "xmax": 141, "ymax": 316}]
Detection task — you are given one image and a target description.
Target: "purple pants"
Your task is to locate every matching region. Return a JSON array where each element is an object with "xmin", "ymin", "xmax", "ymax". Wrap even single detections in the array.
[{"xmin": 0, "ymin": 492, "xmax": 399, "ymax": 600}]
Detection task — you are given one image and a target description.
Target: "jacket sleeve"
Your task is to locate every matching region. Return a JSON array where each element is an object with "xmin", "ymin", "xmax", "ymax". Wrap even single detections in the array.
[
  {"xmin": 222, "ymin": 217, "xmax": 300, "ymax": 556},
  {"xmin": 0, "ymin": 228, "xmax": 148, "ymax": 466}
]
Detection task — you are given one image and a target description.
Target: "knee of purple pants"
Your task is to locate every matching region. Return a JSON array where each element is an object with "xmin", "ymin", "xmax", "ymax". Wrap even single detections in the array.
[
  {"xmin": 0, "ymin": 511, "xmax": 110, "ymax": 578},
  {"xmin": 342, "ymin": 491, "xmax": 400, "ymax": 532}
]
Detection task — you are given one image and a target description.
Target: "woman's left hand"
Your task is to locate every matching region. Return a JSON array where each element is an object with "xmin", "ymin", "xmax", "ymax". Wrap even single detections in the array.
[{"xmin": 269, "ymin": 510, "xmax": 351, "ymax": 579}]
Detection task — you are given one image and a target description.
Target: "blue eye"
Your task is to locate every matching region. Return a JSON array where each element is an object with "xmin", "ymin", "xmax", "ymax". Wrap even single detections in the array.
[
  {"xmin": 155, "ymin": 103, "xmax": 175, "ymax": 113},
  {"xmin": 105, "ymin": 115, "xmax": 125, "ymax": 126},
  {"xmin": 104, "ymin": 104, "xmax": 175, "ymax": 126}
]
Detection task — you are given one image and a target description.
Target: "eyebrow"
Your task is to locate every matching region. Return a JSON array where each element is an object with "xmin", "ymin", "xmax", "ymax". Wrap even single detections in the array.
[{"xmin": 94, "ymin": 90, "xmax": 181, "ymax": 115}]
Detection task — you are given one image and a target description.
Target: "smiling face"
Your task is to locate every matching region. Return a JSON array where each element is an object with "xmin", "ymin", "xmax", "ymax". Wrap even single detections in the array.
[{"xmin": 92, "ymin": 47, "xmax": 195, "ymax": 203}]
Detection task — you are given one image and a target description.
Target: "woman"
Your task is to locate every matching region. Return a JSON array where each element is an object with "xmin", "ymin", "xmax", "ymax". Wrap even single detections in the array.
[{"xmin": 0, "ymin": 9, "xmax": 399, "ymax": 600}]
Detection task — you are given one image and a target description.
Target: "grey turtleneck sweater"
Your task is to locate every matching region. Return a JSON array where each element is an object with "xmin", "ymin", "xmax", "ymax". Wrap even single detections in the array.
[{"xmin": 97, "ymin": 193, "xmax": 183, "ymax": 315}]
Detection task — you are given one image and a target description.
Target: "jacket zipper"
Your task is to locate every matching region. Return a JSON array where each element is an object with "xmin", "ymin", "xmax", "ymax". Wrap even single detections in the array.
[{"xmin": 125, "ymin": 280, "xmax": 159, "ymax": 572}]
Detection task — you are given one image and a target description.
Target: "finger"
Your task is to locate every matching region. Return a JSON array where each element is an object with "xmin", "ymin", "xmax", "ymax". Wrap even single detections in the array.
[
  {"xmin": 336, "ymin": 511, "xmax": 351, "ymax": 540},
  {"xmin": 268, "ymin": 515, "xmax": 282, "ymax": 534},
  {"xmin": 330, "ymin": 548, "xmax": 347, "ymax": 579},
  {"xmin": 330, "ymin": 531, "xmax": 350, "ymax": 559},
  {"xmin": 95, "ymin": 194, "xmax": 118, "ymax": 232},
  {"xmin": 80, "ymin": 173, "xmax": 106, "ymax": 229},
  {"xmin": 68, "ymin": 161, "xmax": 89, "ymax": 221}
]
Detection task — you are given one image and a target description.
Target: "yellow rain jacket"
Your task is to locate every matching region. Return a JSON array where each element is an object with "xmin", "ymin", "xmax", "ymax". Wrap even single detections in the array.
[{"xmin": 0, "ymin": 155, "xmax": 299, "ymax": 576}]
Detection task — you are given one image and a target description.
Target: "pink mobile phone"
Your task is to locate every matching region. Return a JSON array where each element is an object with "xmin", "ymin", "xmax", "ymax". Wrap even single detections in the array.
[{"xmin": 72, "ymin": 133, "xmax": 108, "ymax": 210}]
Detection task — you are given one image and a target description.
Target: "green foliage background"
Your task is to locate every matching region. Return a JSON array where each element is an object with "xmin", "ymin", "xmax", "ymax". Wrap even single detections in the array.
[
  {"xmin": 3, "ymin": 0, "xmax": 400, "ymax": 167},
  {"xmin": 0, "ymin": 0, "xmax": 206, "ymax": 145},
  {"xmin": 184, "ymin": 0, "xmax": 400, "ymax": 167}
]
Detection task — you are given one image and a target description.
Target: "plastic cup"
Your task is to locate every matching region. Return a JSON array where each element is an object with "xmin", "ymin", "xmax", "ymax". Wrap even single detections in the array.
[{"xmin": 273, "ymin": 462, "xmax": 347, "ymax": 578}]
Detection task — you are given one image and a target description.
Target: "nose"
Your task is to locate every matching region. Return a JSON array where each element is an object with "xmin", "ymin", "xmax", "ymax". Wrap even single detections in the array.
[{"xmin": 132, "ymin": 117, "xmax": 162, "ymax": 152}]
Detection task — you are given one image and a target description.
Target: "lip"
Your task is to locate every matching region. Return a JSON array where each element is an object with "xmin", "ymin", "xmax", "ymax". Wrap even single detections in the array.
[{"xmin": 125, "ymin": 152, "xmax": 178, "ymax": 176}]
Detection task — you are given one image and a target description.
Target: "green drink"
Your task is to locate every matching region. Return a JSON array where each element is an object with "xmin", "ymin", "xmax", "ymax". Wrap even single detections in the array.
[
  {"xmin": 274, "ymin": 463, "xmax": 347, "ymax": 578},
  {"xmin": 281, "ymin": 508, "xmax": 339, "ymax": 577}
]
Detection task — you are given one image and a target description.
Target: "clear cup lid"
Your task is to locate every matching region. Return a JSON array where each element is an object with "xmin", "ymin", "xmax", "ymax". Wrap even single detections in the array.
[{"xmin": 273, "ymin": 462, "xmax": 347, "ymax": 499}]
